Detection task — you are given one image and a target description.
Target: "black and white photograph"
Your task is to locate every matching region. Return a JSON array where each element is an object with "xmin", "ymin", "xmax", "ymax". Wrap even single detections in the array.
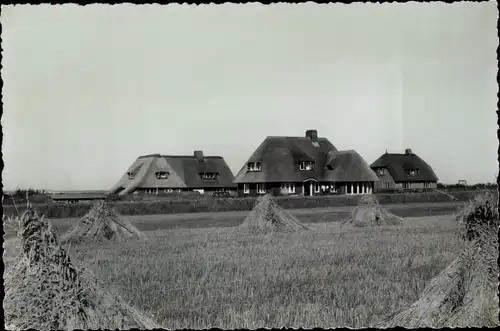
[{"xmin": 1, "ymin": 2, "xmax": 499, "ymax": 329}]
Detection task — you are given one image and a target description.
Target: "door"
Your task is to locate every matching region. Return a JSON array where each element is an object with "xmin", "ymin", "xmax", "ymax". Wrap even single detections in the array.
[{"xmin": 303, "ymin": 183, "xmax": 311, "ymax": 196}]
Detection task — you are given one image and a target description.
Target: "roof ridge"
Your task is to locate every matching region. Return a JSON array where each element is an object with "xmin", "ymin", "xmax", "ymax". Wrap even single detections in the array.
[
  {"xmin": 136, "ymin": 154, "xmax": 224, "ymax": 159},
  {"xmin": 137, "ymin": 154, "xmax": 161, "ymax": 159},
  {"xmin": 266, "ymin": 135, "xmax": 308, "ymax": 138},
  {"xmin": 384, "ymin": 153, "xmax": 418, "ymax": 156},
  {"xmin": 162, "ymin": 155, "xmax": 223, "ymax": 159},
  {"xmin": 328, "ymin": 149, "xmax": 355, "ymax": 154}
]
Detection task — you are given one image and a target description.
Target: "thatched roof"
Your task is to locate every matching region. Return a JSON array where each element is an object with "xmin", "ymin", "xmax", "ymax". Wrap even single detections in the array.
[
  {"xmin": 234, "ymin": 131, "xmax": 377, "ymax": 183},
  {"xmin": 110, "ymin": 151, "xmax": 235, "ymax": 195},
  {"xmin": 370, "ymin": 149, "xmax": 439, "ymax": 182},
  {"xmin": 324, "ymin": 150, "xmax": 380, "ymax": 182}
]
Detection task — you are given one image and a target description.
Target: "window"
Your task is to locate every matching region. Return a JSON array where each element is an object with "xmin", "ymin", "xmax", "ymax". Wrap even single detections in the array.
[
  {"xmin": 403, "ymin": 182, "xmax": 411, "ymax": 189},
  {"xmin": 314, "ymin": 182, "xmax": 320, "ymax": 193},
  {"xmin": 376, "ymin": 168, "xmax": 385, "ymax": 176},
  {"xmin": 384, "ymin": 182, "xmax": 391, "ymax": 189},
  {"xmin": 243, "ymin": 184, "xmax": 250, "ymax": 194},
  {"xmin": 247, "ymin": 162, "xmax": 262, "ymax": 172},
  {"xmin": 155, "ymin": 171, "xmax": 169, "ymax": 179},
  {"xmin": 257, "ymin": 183, "xmax": 266, "ymax": 194},
  {"xmin": 280, "ymin": 183, "xmax": 295, "ymax": 194},
  {"xmin": 200, "ymin": 172, "xmax": 218, "ymax": 180},
  {"xmin": 299, "ymin": 161, "xmax": 314, "ymax": 171},
  {"xmin": 176, "ymin": 189, "xmax": 181, "ymax": 192},
  {"xmin": 424, "ymin": 182, "xmax": 432, "ymax": 189},
  {"xmin": 407, "ymin": 169, "xmax": 419, "ymax": 176},
  {"xmin": 127, "ymin": 172, "xmax": 135, "ymax": 180}
]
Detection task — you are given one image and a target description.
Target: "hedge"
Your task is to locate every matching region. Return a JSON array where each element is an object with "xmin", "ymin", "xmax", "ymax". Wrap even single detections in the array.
[{"xmin": 3, "ymin": 189, "xmax": 496, "ymax": 220}]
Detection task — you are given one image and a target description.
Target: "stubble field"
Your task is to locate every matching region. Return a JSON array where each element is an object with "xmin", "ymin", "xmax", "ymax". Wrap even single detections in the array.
[{"xmin": 4, "ymin": 205, "xmax": 466, "ymax": 328}]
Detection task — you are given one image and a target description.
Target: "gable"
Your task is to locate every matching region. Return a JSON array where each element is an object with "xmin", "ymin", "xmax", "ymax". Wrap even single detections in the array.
[{"xmin": 112, "ymin": 156, "xmax": 158, "ymax": 195}]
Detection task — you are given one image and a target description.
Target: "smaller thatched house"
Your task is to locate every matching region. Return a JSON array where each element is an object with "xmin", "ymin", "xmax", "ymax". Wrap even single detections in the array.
[
  {"xmin": 110, "ymin": 151, "xmax": 236, "ymax": 196},
  {"xmin": 370, "ymin": 149, "xmax": 439, "ymax": 190},
  {"xmin": 233, "ymin": 130, "xmax": 379, "ymax": 197}
]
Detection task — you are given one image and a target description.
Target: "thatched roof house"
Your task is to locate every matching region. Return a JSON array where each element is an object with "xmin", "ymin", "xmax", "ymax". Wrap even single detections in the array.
[
  {"xmin": 370, "ymin": 149, "xmax": 439, "ymax": 190},
  {"xmin": 110, "ymin": 151, "xmax": 235, "ymax": 196},
  {"xmin": 233, "ymin": 130, "xmax": 379, "ymax": 197}
]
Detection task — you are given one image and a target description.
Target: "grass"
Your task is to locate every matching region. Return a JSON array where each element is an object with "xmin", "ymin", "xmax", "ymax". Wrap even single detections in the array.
[{"xmin": 37, "ymin": 214, "xmax": 465, "ymax": 329}]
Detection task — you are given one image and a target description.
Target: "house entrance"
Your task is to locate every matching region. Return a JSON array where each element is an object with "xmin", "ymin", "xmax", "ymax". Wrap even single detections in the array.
[{"xmin": 302, "ymin": 179, "xmax": 318, "ymax": 197}]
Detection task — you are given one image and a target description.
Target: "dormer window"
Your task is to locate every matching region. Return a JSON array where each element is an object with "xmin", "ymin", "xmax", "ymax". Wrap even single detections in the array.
[
  {"xmin": 126, "ymin": 164, "xmax": 143, "ymax": 180},
  {"xmin": 299, "ymin": 161, "xmax": 314, "ymax": 171},
  {"xmin": 247, "ymin": 162, "xmax": 262, "ymax": 172},
  {"xmin": 200, "ymin": 172, "xmax": 218, "ymax": 180},
  {"xmin": 407, "ymin": 169, "xmax": 419, "ymax": 176},
  {"xmin": 155, "ymin": 171, "xmax": 169, "ymax": 179},
  {"xmin": 375, "ymin": 168, "xmax": 385, "ymax": 176}
]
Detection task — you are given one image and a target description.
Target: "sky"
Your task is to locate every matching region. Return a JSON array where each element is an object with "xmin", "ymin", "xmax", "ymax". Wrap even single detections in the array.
[{"xmin": 1, "ymin": 2, "xmax": 498, "ymax": 191}]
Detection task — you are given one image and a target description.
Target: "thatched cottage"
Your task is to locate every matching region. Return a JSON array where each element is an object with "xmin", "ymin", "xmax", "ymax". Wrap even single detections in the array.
[
  {"xmin": 233, "ymin": 130, "xmax": 379, "ymax": 197},
  {"xmin": 370, "ymin": 149, "xmax": 439, "ymax": 190},
  {"xmin": 110, "ymin": 151, "xmax": 235, "ymax": 196}
]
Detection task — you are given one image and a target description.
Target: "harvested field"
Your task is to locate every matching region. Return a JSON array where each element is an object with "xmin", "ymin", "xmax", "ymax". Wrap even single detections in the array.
[
  {"xmin": 27, "ymin": 201, "xmax": 463, "ymax": 238},
  {"xmin": 3, "ymin": 208, "xmax": 160, "ymax": 330},
  {"xmin": 61, "ymin": 200, "xmax": 146, "ymax": 244},
  {"xmin": 3, "ymin": 212, "xmax": 472, "ymax": 329},
  {"xmin": 343, "ymin": 195, "xmax": 404, "ymax": 227},
  {"xmin": 380, "ymin": 192, "xmax": 499, "ymax": 327},
  {"xmin": 239, "ymin": 194, "xmax": 309, "ymax": 233}
]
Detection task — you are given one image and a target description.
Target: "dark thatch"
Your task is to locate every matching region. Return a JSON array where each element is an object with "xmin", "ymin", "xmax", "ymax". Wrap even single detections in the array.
[
  {"xmin": 323, "ymin": 150, "xmax": 379, "ymax": 182},
  {"xmin": 233, "ymin": 132, "xmax": 378, "ymax": 184},
  {"xmin": 370, "ymin": 149, "xmax": 439, "ymax": 183},
  {"xmin": 110, "ymin": 151, "xmax": 235, "ymax": 195}
]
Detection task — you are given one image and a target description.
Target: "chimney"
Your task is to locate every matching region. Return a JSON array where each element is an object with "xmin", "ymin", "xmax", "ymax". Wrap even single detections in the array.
[
  {"xmin": 306, "ymin": 129, "xmax": 318, "ymax": 142},
  {"xmin": 194, "ymin": 150, "xmax": 204, "ymax": 160},
  {"xmin": 405, "ymin": 149, "xmax": 413, "ymax": 155}
]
